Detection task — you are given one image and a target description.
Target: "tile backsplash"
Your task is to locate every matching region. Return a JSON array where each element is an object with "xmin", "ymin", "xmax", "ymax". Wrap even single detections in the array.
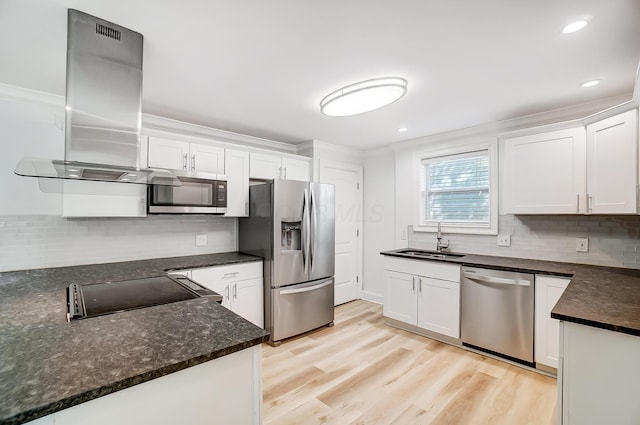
[
  {"xmin": 0, "ymin": 214, "xmax": 237, "ymax": 272},
  {"xmin": 409, "ymin": 214, "xmax": 640, "ymax": 269}
]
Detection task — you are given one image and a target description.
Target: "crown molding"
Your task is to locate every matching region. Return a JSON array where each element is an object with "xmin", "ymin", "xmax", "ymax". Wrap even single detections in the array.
[
  {"xmin": 388, "ymin": 93, "xmax": 632, "ymax": 152},
  {"xmin": 142, "ymin": 114, "xmax": 298, "ymax": 153},
  {"xmin": 0, "ymin": 83, "xmax": 64, "ymax": 107}
]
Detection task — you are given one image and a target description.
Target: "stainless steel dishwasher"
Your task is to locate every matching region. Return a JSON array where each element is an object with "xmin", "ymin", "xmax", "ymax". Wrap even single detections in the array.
[{"xmin": 460, "ymin": 266, "xmax": 534, "ymax": 365}]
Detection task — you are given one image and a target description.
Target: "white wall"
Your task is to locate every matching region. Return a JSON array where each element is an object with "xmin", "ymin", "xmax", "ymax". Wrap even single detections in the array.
[
  {"xmin": 0, "ymin": 90, "xmax": 237, "ymax": 272},
  {"xmin": 0, "ymin": 95, "xmax": 64, "ymax": 215},
  {"xmin": 362, "ymin": 149, "xmax": 395, "ymax": 303}
]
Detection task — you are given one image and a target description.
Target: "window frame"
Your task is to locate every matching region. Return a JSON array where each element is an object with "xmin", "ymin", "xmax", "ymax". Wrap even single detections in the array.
[{"xmin": 413, "ymin": 140, "xmax": 498, "ymax": 235}]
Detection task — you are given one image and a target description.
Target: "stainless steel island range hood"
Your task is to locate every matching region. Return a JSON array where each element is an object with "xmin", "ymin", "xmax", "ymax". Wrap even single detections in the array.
[{"xmin": 15, "ymin": 9, "xmax": 178, "ymax": 187}]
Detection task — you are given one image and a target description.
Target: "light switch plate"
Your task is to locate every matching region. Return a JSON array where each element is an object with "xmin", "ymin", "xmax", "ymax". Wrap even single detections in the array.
[
  {"xmin": 576, "ymin": 237, "xmax": 589, "ymax": 252},
  {"xmin": 497, "ymin": 234, "xmax": 511, "ymax": 247},
  {"xmin": 195, "ymin": 234, "xmax": 208, "ymax": 246}
]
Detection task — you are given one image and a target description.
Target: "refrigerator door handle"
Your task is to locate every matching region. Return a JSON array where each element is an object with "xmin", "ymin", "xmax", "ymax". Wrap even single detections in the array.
[
  {"xmin": 279, "ymin": 279, "xmax": 333, "ymax": 295},
  {"xmin": 310, "ymin": 186, "xmax": 318, "ymax": 272},
  {"xmin": 302, "ymin": 188, "xmax": 310, "ymax": 275}
]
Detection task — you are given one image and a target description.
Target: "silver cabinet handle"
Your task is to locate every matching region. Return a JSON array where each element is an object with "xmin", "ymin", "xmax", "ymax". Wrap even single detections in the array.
[
  {"xmin": 412, "ymin": 276, "xmax": 416, "ymax": 292},
  {"xmin": 222, "ymin": 272, "xmax": 239, "ymax": 278},
  {"xmin": 463, "ymin": 271, "xmax": 531, "ymax": 286},
  {"xmin": 587, "ymin": 193, "xmax": 593, "ymax": 213},
  {"xmin": 233, "ymin": 283, "xmax": 237, "ymax": 300},
  {"xmin": 191, "ymin": 154, "xmax": 196, "ymax": 171},
  {"xmin": 183, "ymin": 153, "xmax": 188, "ymax": 170},
  {"xmin": 245, "ymin": 201, "xmax": 248, "ymax": 216},
  {"xmin": 284, "ymin": 166, "xmax": 287, "ymax": 179},
  {"xmin": 577, "ymin": 194, "xmax": 580, "ymax": 213},
  {"xmin": 280, "ymin": 279, "xmax": 333, "ymax": 295},
  {"xmin": 277, "ymin": 166, "xmax": 282, "ymax": 179},
  {"xmin": 419, "ymin": 278, "xmax": 422, "ymax": 294},
  {"xmin": 224, "ymin": 285, "xmax": 229, "ymax": 302}
]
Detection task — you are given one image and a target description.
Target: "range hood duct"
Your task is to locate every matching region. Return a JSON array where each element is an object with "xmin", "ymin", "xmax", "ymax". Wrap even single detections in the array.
[{"xmin": 15, "ymin": 9, "xmax": 179, "ymax": 186}]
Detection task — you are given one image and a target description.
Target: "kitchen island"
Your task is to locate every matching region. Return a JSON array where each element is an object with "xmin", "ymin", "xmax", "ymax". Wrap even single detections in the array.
[{"xmin": 0, "ymin": 252, "xmax": 269, "ymax": 425}]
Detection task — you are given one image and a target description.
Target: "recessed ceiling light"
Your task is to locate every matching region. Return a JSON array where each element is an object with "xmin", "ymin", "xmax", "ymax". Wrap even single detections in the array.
[
  {"xmin": 580, "ymin": 79, "xmax": 601, "ymax": 88},
  {"xmin": 562, "ymin": 20, "xmax": 588, "ymax": 34},
  {"xmin": 320, "ymin": 77, "xmax": 408, "ymax": 117},
  {"xmin": 398, "ymin": 127, "xmax": 408, "ymax": 133}
]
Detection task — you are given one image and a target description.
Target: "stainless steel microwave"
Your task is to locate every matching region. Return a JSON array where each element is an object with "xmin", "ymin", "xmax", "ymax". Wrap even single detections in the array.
[{"xmin": 148, "ymin": 172, "xmax": 227, "ymax": 214}]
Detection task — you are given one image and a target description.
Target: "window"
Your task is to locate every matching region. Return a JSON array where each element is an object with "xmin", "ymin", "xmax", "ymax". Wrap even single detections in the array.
[{"xmin": 415, "ymin": 142, "xmax": 497, "ymax": 234}]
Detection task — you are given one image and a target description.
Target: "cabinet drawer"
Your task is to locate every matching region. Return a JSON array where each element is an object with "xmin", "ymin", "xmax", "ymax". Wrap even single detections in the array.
[
  {"xmin": 383, "ymin": 256, "xmax": 460, "ymax": 282},
  {"xmin": 191, "ymin": 261, "xmax": 263, "ymax": 286}
]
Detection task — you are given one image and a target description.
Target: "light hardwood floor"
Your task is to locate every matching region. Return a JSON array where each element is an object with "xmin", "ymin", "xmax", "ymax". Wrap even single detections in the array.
[{"xmin": 262, "ymin": 300, "xmax": 557, "ymax": 425}]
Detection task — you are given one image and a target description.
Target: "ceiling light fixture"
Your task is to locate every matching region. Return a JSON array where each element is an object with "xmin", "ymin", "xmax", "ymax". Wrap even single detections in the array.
[
  {"xmin": 562, "ymin": 20, "xmax": 588, "ymax": 34},
  {"xmin": 580, "ymin": 79, "xmax": 601, "ymax": 88},
  {"xmin": 320, "ymin": 77, "xmax": 408, "ymax": 117}
]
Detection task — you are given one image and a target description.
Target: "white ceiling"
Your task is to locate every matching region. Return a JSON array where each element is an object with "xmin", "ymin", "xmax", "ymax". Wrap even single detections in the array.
[{"xmin": 1, "ymin": 0, "xmax": 639, "ymax": 150}]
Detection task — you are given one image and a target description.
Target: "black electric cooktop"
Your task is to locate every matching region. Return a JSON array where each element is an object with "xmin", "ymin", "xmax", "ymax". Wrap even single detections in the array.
[{"xmin": 67, "ymin": 275, "xmax": 222, "ymax": 321}]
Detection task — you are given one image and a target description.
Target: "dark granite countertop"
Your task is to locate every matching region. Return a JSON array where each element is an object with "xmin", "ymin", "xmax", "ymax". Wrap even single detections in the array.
[
  {"xmin": 381, "ymin": 249, "xmax": 640, "ymax": 337},
  {"xmin": 0, "ymin": 252, "xmax": 269, "ymax": 425}
]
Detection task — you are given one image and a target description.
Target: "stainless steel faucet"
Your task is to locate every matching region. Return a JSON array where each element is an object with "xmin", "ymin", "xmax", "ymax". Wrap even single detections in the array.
[{"xmin": 436, "ymin": 222, "xmax": 449, "ymax": 253}]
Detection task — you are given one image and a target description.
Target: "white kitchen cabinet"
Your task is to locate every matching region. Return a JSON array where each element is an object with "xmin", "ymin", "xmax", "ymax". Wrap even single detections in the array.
[
  {"xmin": 383, "ymin": 270, "xmax": 417, "ymax": 324},
  {"xmin": 535, "ymin": 275, "xmax": 570, "ymax": 369},
  {"xmin": 148, "ymin": 136, "xmax": 225, "ymax": 174},
  {"xmin": 558, "ymin": 322, "xmax": 640, "ymax": 425},
  {"xmin": 190, "ymin": 261, "xmax": 264, "ymax": 328},
  {"xmin": 501, "ymin": 109, "xmax": 639, "ymax": 215},
  {"xmin": 224, "ymin": 149, "xmax": 250, "ymax": 217},
  {"xmin": 586, "ymin": 109, "xmax": 638, "ymax": 214},
  {"xmin": 62, "ymin": 180, "xmax": 147, "ymax": 217},
  {"xmin": 383, "ymin": 257, "xmax": 460, "ymax": 339},
  {"xmin": 501, "ymin": 127, "xmax": 587, "ymax": 214},
  {"xmin": 249, "ymin": 152, "xmax": 310, "ymax": 181}
]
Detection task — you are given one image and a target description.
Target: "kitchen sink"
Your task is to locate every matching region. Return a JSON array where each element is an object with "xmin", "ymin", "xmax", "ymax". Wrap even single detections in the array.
[{"xmin": 395, "ymin": 249, "xmax": 465, "ymax": 260}]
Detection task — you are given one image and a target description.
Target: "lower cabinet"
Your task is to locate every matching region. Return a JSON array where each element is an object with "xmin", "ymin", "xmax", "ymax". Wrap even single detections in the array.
[
  {"xmin": 383, "ymin": 257, "xmax": 460, "ymax": 339},
  {"xmin": 534, "ymin": 275, "xmax": 570, "ymax": 369},
  {"xmin": 558, "ymin": 322, "xmax": 640, "ymax": 425},
  {"xmin": 190, "ymin": 261, "xmax": 264, "ymax": 328}
]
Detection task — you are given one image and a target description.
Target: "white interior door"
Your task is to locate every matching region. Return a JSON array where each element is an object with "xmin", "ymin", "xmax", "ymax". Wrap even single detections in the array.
[{"xmin": 319, "ymin": 160, "xmax": 362, "ymax": 306}]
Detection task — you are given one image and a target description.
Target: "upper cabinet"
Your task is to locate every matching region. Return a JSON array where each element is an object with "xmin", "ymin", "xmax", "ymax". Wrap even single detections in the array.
[
  {"xmin": 148, "ymin": 136, "xmax": 225, "ymax": 174},
  {"xmin": 586, "ymin": 109, "xmax": 638, "ymax": 214},
  {"xmin": 249, "ymin": 152, "xmax": 310, "ymax": 181},
  {"xmin": 501, "ymin": 127, "xmax": 586, "ymax": 214},
  {"xmin": 224, "ymin": 149, "xmax": 250, "ymax": 217},
  {"xmin": 501, "ymin": 109, "xmax": 638, "ymax": 215}
]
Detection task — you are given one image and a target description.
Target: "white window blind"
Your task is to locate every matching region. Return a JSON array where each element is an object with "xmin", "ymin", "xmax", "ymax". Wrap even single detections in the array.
[{"xmin": 420, "ymin": 150, "xmax": 490, "ymax": 225}]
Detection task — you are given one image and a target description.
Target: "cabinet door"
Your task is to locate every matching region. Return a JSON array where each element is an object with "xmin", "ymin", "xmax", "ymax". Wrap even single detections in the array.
[
  {"xmin": 62, "ymin": 180, "xmax": 147, "ymax": 217},
  {"xmin": 383, "ymin": 270, "xmax": 417, "ymax": 325},
  {"xmin": 231, "ymin": 277, "xmax": 264, "ymax": 328},
  {"xmin": 587, "ymin": 109, "xmax": 638, "ymax": 214},
  {"xmin": 535, "ymin": 275, "xmax": 569, "ymax": 368},
  {"xmin": 416, "ymin": 276, "xmax": 460, "ymax": 338},
  {"xmin": 148, "ymin": 136, "xmax": 189, "ymax": 170},
  {"xmin": 281, "ymin": 157, "xmax": 311, "ymax": 181},
  {"xmin": 224, "ymin": 149, "xmax": 249, "ymax": 217},
  {"xmin": 190, "ymin": 143, "xmax": 225, "ymax": 174},
  {"xmin": 502, "ymin": 127, "xmax": 586, "ymax": 214},
  {"xmin": 249, "ymin": 152, "xmax": 281, "ymax": 179}
]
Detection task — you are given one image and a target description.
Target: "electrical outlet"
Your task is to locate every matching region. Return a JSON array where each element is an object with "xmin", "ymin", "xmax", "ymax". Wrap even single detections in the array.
[
  {"xmin": 497, "ymin": 234, "xmax": 511, "ymax": 247},
  {"xmin": 195, "ymin": 234, "xmax": 208, "ymax": 247},
  {"xmin": 576, "ymin": 237, "xmax": 589, "ymax": 252}
]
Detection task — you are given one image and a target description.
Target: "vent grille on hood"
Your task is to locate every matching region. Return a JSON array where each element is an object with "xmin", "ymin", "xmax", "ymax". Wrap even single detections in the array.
[
  {"xmin": 96, "ymin": 22, "xmax": 121, "ymax": 41},
  {"xmin": 14, "ymin": 9, "xmax": 179, "ymax": 187}
]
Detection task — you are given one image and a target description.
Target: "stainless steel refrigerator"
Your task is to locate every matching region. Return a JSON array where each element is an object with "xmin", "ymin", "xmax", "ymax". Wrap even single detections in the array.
[{"xmin": 239, "ymin": 179, "xmax": 335, "ymax": 345}]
